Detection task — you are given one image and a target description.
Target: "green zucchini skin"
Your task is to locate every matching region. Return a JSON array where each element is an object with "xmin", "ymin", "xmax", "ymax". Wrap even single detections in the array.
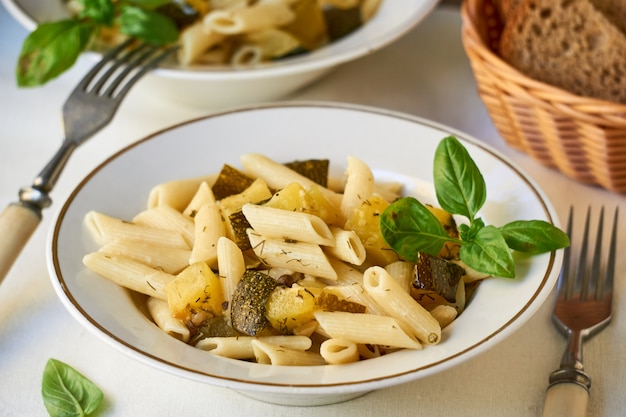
[{"xmin": 230, "ymin": 270, "xmax": 279, "ymax": 336}]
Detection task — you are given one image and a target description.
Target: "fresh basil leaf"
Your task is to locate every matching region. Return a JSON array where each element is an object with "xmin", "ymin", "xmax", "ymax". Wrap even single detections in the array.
[
  {"xmin": 380, "ymin": 197, "xmax": 453, "ymax": 262},
  {"xmin": 76, "ymin": 0, "xmax": 116, "ymax": 25},
  {"xmin": 500, "ymin": 220, "xmax": 570, "ymax": 254},
  {"xmin": 127, "ymin": 0, "xmax": 173, "ymax": 9},
  {"xmin": 117, "ymin": 6, "xmax": 179, "ymax": 44},
  {"xmin": 459, "ymin": 217, "xmax": 484, "ymax": 242},
  {"xmin": 17, "ymin": 20, "xmax": 95, "ymax": 87},
  {"xmin": 460, "ymin": 225, "xmax": 515, "ymax": 278},
  {"xmin": 434, "ymin": 136, "xmax": 487, "ymax": 221},
  {"xmin": 42, "ymin": 358, "xmax": 104, "ymax": 417}
]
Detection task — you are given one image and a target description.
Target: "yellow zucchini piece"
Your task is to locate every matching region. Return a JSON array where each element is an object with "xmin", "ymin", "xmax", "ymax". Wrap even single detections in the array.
[
  {"xmin": 426, "ymin": 205, "xmax": 461, "ymax": 260},
  {"xmin": 165, "ymin": 262, "xmax": 225, "ymax": 322}
]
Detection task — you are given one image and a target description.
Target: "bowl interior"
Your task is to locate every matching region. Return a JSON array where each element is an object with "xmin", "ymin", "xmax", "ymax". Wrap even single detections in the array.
[{"xmin": 48, "ymin": 103, "xmax": 562, "ymax": 400}]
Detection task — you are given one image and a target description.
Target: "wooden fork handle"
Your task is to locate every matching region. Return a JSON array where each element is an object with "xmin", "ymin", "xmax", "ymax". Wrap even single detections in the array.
[{"xmin": 0, "ymin": 203, "xmax": 42, "ymax": 284}]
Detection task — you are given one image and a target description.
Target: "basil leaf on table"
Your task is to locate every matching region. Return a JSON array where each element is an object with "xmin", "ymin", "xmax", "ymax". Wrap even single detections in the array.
[
  {"xmin": 42, "ymin": 358, "xmax": 103, "ymax": 417},
  {"xmin": 433, "ymin": 136, "xmax": 486, "ymax": 221}
]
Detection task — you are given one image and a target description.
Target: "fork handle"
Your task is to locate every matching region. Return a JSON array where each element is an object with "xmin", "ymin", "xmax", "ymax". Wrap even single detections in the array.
[
  {"xmin": 0, "ymin": 202, "xmax": 43, "ymax": 284},
  {"xmin": 542, "ymin": 369, "xmax": 591, "ymax": 417}
]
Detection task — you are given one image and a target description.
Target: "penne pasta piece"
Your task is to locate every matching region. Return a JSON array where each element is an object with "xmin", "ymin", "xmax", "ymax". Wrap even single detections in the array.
[
  {"xmin": 99, "ymin": 238, "xmax": 191, "ymax": 274},
  {"xmin": 240, "ymin": 153, "xmax": 342, "ymax": 208},
  {"xmin": 196, "ymin": 335, "xmax": 312, "ymax": 360},
  {"xmin": 384, "ymin": 260, "xmax": 414, "ymax": 293},
  {"xmin": 252, "ymin": 340, "xmax": 326, "ymax": 366},
  {"xmin": 320, "ymin": 338, "xmax": 360, "ymax": 364},
  {"xmin": 217, "ymin": 236, "xmax": 246, "ymax": 311},
  {"xmin": 429, "ymin": 304, "xmax": 458, "ymax": 329},
  {"xmin": 247, "ymin": 230, "xmax": 338, "ymax": 280},
  {"xmin": 242, "ymin": 203, "xmax": 334, "ymax": 246},
  {"xmin": 325, "ymin": 283, "xmax": 387, "ymax": 316},
  {"xmin": 313, "ymin": 311, "xmax": 422, "ymax": 350},
  {"xmin": 146, "ymin": 297, "xmax": 190, "ymax": 342},
  {"xmin": 189, "ymin": 202, "xmax": 225, "ymax": 267},
  {"xmin": 178, "ymin": 22, "xmax": 225, "ymax": 66},
  {"xmin": 361, "ymin": 0, "xmax": 382, "ymax": 21},
  {"xmin": 340, "ymin": 156, "xmax": 374, "ymax": 222},
  {"xmin": 327, "ymin": 257, "xmax": 364, "ymax": 285},
  {"xmin": 183, "ymin": 181, "xmax": 216, "ymax": 218},
  {"xmin": 147, "ymin": 175, "xmax": 216, "ymax": 211},
  {"xmin": 356, "ymin": 343, "xmax": 381, "ymax": 359},
  {"xmin": 82, "ymin": 252, "xmax": 174, "ymax": 299},
  {"xmin": 133, "ymin": 206, "xmax": 195, "ymax": 247},
  {"xmin": 84, "ymin": 211, "xmax": 189, "ymax": 249},
  {"xmin": 324, "ymin": 226, "xmax": 366, "ymax": 265},
  {"xmin": 203, "ymin": 2, "xmax": 294, "ymax": 35},
  {"xmin": 362, "ymin": 266, "xmax": 441, "ymax": 345}
]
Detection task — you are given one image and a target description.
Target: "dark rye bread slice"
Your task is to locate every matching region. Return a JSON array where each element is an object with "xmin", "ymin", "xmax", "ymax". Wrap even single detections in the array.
[{"xmin": 499, "ymin": 0, "xmax": 626, "ymax": 104}]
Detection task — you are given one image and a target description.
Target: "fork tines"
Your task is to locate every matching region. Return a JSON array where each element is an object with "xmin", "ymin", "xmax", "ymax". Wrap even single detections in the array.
[
  {"xmin": 560, "ymin": 206, "xmax": 619, "ymax": 302},
  {"xmin": 74, "ymin": 39, "xmax": 178, "ymax": 100}
]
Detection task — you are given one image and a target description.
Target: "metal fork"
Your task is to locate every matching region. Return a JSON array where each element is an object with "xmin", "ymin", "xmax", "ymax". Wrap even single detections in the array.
[
  {"xmin": 541, "ymin": 206, "xmax": 618, "ymax": 417},
  {"xmin": 0, "ymin": 40, "xmax": 178, "ymax": 283}
]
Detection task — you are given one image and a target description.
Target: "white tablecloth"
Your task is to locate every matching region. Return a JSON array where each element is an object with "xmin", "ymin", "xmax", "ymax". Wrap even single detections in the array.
[{"xmin": 1, "ymin": 4, "xmax": 625, "ymax": 417}]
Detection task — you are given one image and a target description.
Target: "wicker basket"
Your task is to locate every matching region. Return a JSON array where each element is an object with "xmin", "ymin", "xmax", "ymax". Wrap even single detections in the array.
[{"xmin": 460, "ymin": 0, "xmax": 626, "ymax": 193}]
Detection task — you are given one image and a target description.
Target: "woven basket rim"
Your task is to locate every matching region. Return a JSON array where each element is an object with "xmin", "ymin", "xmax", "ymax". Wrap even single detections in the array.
[{"xmin": 460, "ymin": 0, "xmax": 626, "ymax": 113}]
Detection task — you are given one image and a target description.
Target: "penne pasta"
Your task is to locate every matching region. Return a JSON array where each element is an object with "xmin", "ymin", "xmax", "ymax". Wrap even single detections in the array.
[
  {"xmin": 314, "ymin": 311, "xmax": 422, "ymax": 350},
  {"xmin": 217, "ymin": 236, "xmax": 246, "ymax": 310},
  {"xmin": 203, "ymin": 2, "xmax": 294, "ymax": 35},
  {"xmin": 133, "ymin": 205, "xmax": 195, "ymax": 247},
  {"xmin": 247, "ymin": 230, "xmax": 338, "ymax": 280},
  {"xmin": 147, "ymin": 297, "xmax": 190, "ymax": 342},
  {"xmin": 147, "ymin": 175, "xmax": 216, "ymax": 211},
  {"xmin": 196, "ymin": 335, "xmax": 312, "ymax": 360},
  {"xmin": 384, "ymin": 260, "xmax": 414, "ymax": 293},
  {"xmin": 189, "ymin": 202, "xmax": 225, "ymax": 267},
  {"xmin": 324, "ymin": 226, "xmax": 366, "ymax": 265},
  {"xmin": 82, "ymin": 252, "xmax": 174, "ymax": 299},
  {"xmin": 240, "ymin": 153, "xmax": 342, "ymax": 208},
  {"xmin": 362, "ymin": 266, "xmax": 441, "ymax": 345},
  {"xmin": 242, "ymin": 203, "xmax": 334, "ymax": 246},
  {"xmin": 84, "ymin": 211, "xmax": 189, "ymax": 249},
  {"xmin": 252, "ymin": 340, "xmax": 326, "ymax": 366},
  {"xmin": 325, "ymin": 283, "xmax": 387, "ymax": 316},
  {"xmin": 178, "ymin": 22, "xmax": 225, "ymax": 66},
  {"xmin": 183, "ymin": 181, "xmax": 216, "ymax": 218},
  {"xmin": 340, "ymin": 156, "xmax": 374, "ymax": 222},
  {"xmin": 320, "ymin": 338, "xmax": 360, "ymax": 365},
  {"xmin": 98, "ymin": 238, "xmax": 191, "ymax": 274}
]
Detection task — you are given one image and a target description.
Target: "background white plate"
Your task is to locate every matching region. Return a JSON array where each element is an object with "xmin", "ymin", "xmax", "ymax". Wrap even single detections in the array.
[{"xmin": 47, "ymin": 103, "xmax": 562, "ymax": 406}]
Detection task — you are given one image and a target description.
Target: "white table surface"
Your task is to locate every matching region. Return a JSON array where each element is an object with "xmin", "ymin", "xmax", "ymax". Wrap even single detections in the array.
[{"xmin": 1, "ymin": 3, "xmax": 625, "ymax": 417}]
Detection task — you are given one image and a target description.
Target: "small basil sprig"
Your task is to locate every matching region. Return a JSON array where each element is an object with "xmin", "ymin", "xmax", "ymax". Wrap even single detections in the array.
[
  {"xmin": 380, "ymin": 136, "xmax": 569, "ymax": 278},
  {"xmin": 17, "ymin": 0, "xmax": 179, "ymax": 87},
  {"xmin": 42, "ymin": 358, "xmax": 104, "ymax": 417}
]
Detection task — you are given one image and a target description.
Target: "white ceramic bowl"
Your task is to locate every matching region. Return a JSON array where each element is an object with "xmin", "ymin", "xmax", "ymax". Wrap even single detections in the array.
[
  {"xmin": 47, "ymin": 103, "xmax": 563, "ymax": 406},
  {"xmin": 2, "ymin": 0, "xmax": 437, "ymax": 108}
]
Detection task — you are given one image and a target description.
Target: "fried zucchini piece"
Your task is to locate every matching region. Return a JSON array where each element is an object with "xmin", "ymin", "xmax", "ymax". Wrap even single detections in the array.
[
  {"xmin": 211, "ymin": 164, "xmax": 255, "ymax": 200},
  {"xmin": 411, "ymin": 252, "xmax": 465, "ymax": 304},
  {"xmin": 230, "ymin": 270, "xmax": 279, "ymax": 336},
  {"xmin": 284, "ymin": 159, "xmax": 329, "ymax": 187},
  {"xmin": 426, "ymin": 205, "xmax": 461, "ymax": 260}
]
